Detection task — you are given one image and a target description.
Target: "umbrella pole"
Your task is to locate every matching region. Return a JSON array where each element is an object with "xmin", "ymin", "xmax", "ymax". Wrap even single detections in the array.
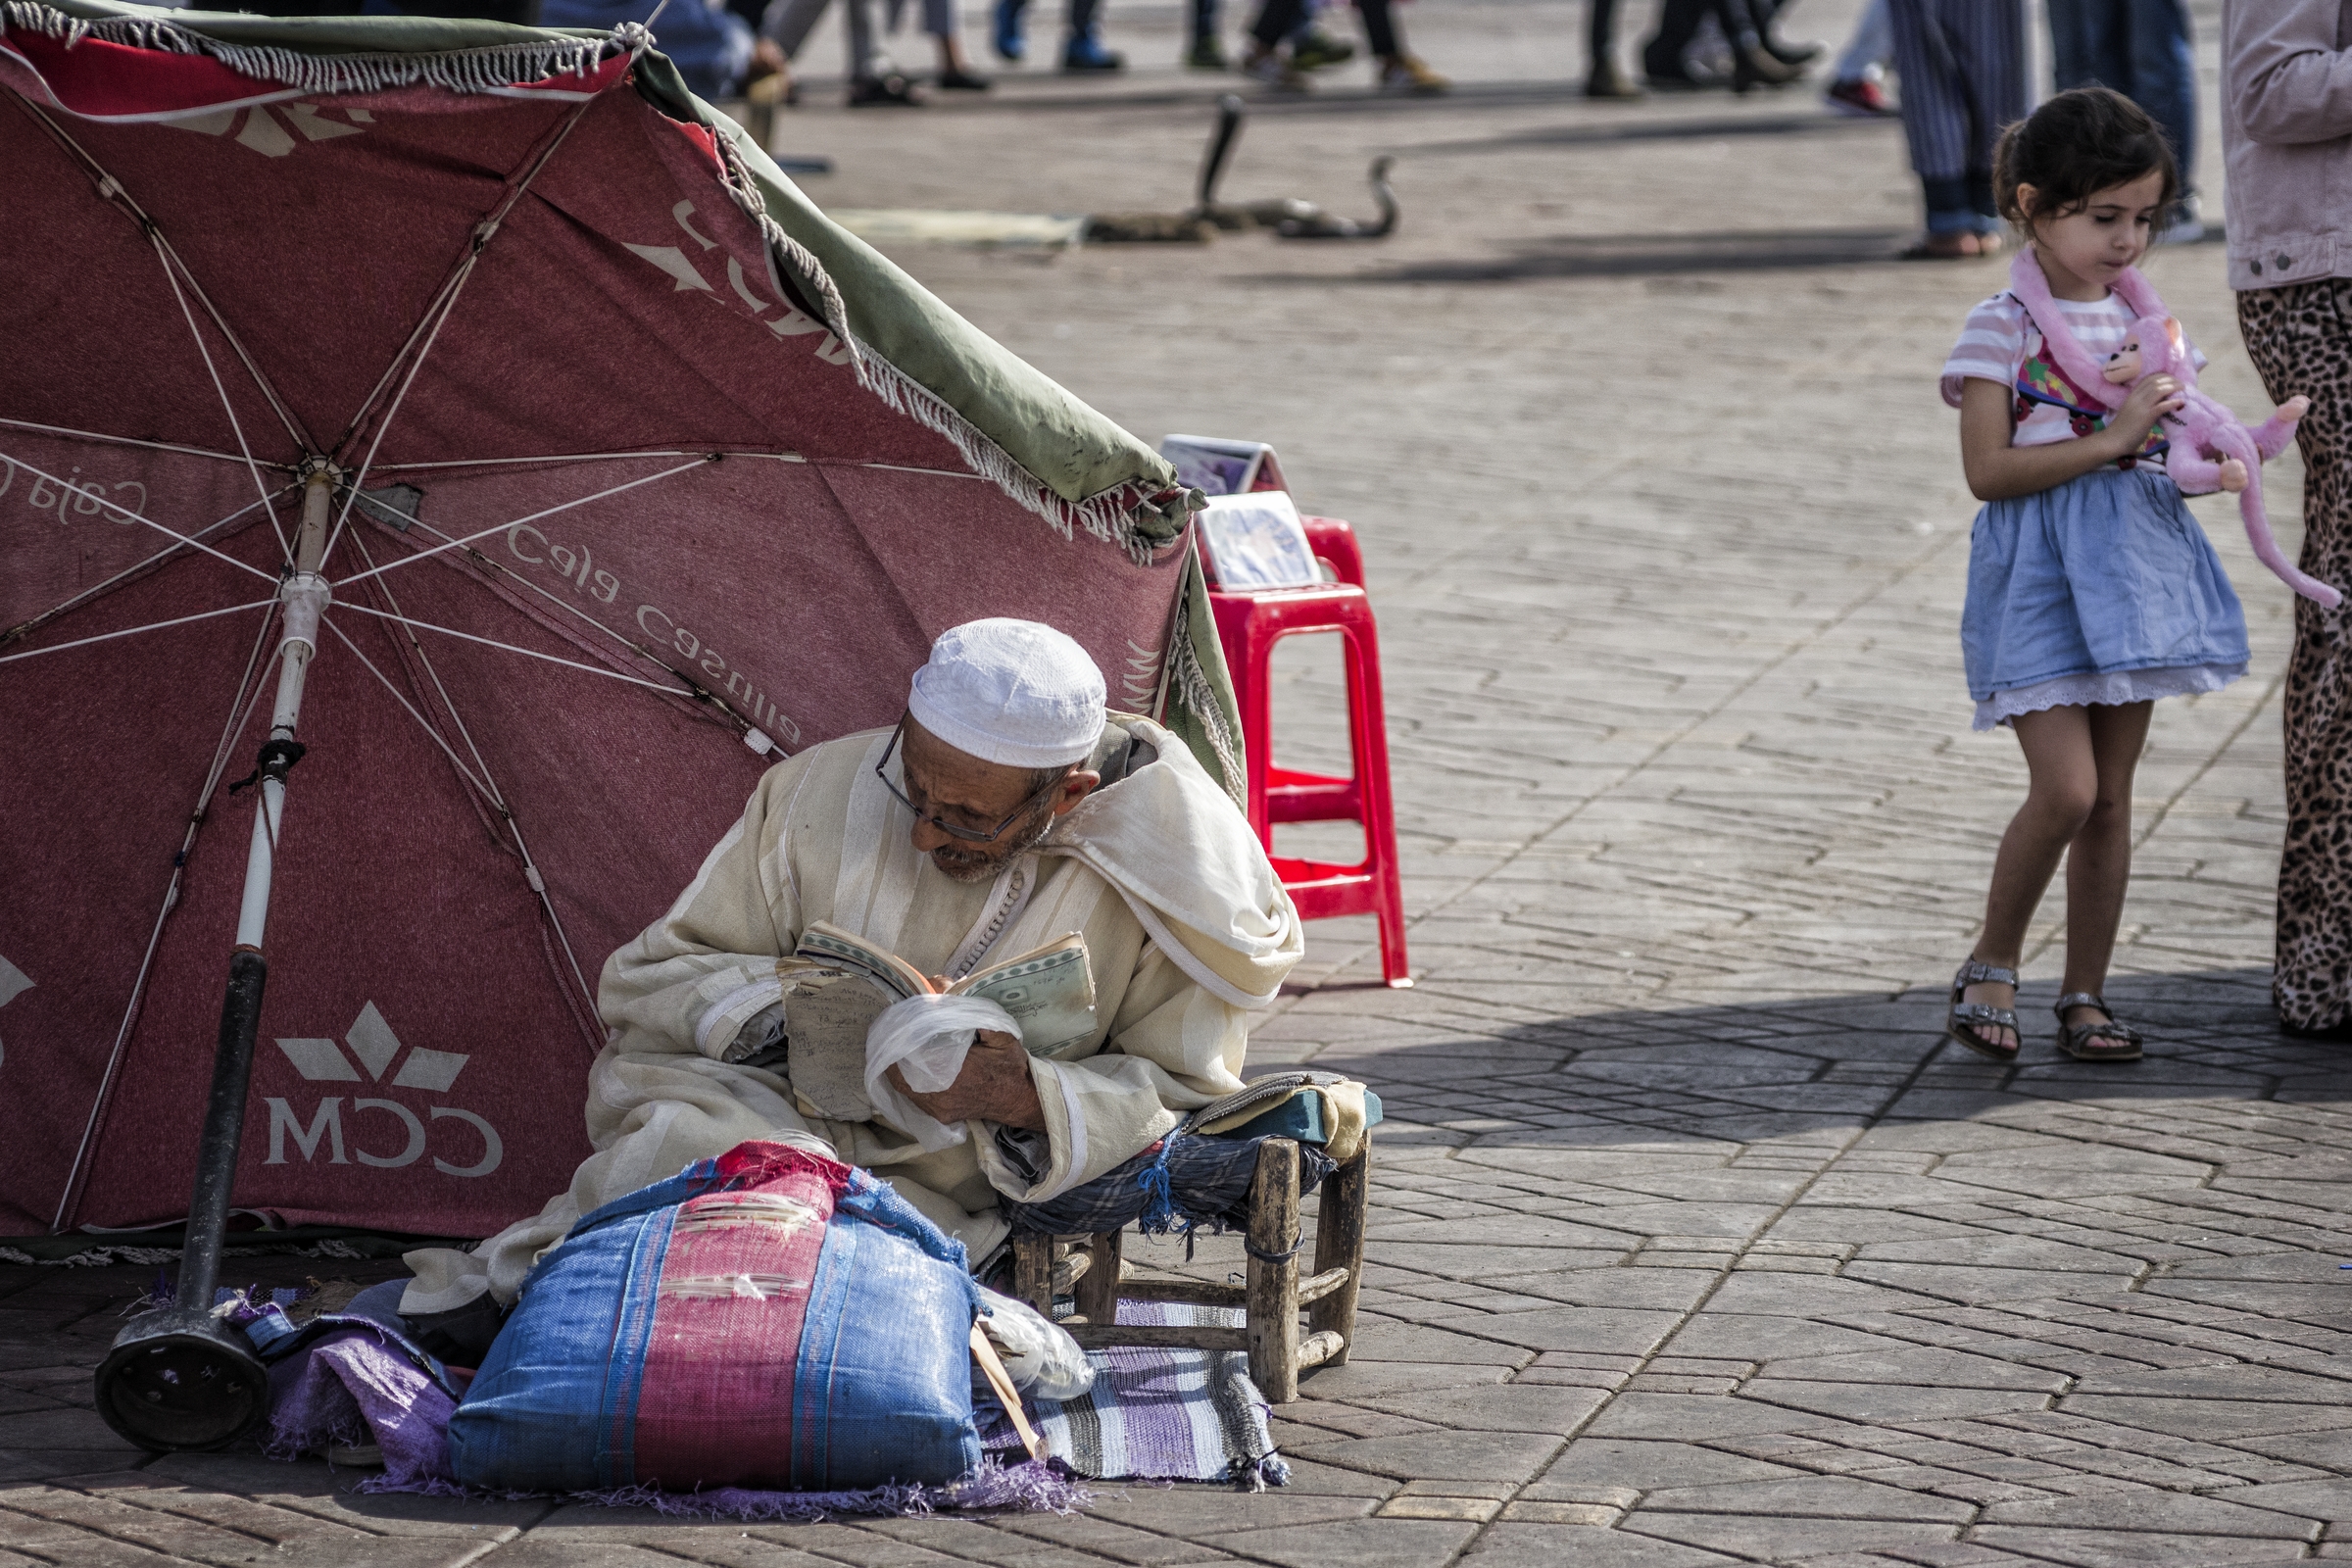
[{"xmin": 94, "ymin": 463, "xmax": 338, "ymax": 1452}]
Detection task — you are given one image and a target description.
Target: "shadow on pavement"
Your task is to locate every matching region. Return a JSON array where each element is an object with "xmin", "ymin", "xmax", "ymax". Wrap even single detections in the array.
[
  {"xmin": 1278, "ymin": 223, "xmax": 1916, "ymax": 284},
  {"xmin": 1307, "ymin": 966, "xmax": 2352, "ymax": 1155},
  {"xmin": 1393, "ymin": 107, "xmax": 1901, "ymax": 156}
]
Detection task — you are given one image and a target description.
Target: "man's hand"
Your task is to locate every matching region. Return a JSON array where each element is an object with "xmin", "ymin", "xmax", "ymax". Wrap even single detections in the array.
[{"xmin": 889, "ymin": 1030, "xmax": 1046, "ymax": 1130}]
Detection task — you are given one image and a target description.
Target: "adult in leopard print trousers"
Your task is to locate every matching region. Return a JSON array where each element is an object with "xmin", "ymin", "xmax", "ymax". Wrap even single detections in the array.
[
  {"xmin": 2240, "ymin": 283, "xmax": 2352, "ymax": 1033},
  {"xmin": 2223, "ymin": 2, "xmax": 2352, "ymax": 1034}
]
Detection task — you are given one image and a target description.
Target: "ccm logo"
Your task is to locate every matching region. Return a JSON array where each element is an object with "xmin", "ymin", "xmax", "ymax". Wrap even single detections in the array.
[
  {"xmin": 262, "ymin": 1001, "xmax": 501, "ymax": 1177},
  {"xmin": 264, "ymin": 1098, "xmax": 501, "ymax": 1177}
]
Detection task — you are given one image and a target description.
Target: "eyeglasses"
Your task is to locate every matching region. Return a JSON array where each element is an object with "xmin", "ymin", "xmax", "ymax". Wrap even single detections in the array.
[{"xmin": 876, "ymin": 718, "xmax": 1066, "ymax": 844}]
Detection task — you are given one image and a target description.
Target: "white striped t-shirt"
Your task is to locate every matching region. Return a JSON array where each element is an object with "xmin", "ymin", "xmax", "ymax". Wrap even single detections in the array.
[{"xmin": 1940, "ymin": 290, "xmax": 2204, "ymax": 466}]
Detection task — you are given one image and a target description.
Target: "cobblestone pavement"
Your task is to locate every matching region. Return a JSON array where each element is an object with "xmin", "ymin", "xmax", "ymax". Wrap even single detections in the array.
[{"xmin": 13, "ymin": 0, "xmax": 2352, "ymax": 1562}]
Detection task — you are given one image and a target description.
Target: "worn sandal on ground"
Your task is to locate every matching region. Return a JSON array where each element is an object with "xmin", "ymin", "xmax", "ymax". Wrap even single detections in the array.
[
  {"xmin": 2053, "ymin": 993, "xmax": 2142, "ymax": 1062},
  {"xmin": 1946, "ymin": 958, "xmax": 2021, "ymax": 1061}
]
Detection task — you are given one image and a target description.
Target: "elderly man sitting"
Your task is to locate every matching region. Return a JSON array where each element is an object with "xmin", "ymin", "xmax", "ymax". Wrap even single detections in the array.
[{"xmin": 401, "ymin": 618, "xmax": 1302, "ymax": 1337}]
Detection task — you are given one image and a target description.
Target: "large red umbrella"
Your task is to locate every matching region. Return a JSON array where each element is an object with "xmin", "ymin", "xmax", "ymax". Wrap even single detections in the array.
[{"xmin": 0, "ymin": 0, "xmax": 1227, "ymax": 1445}]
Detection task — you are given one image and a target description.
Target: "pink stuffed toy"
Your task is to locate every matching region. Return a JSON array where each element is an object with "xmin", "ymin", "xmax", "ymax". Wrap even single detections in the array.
[{"xmin": 2008, "ymin": 251, "xmax": 2336, "ymax": 608}]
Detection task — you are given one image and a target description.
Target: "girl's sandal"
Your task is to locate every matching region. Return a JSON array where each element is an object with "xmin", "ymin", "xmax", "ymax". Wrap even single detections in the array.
[
  {"xmin": 1946, "ymin": 959, "xmax": 2022, "ymax": 1061},
  {"xmin": 2053, "ymin": 993, "xmax": 2142, "ymax": 1062}
]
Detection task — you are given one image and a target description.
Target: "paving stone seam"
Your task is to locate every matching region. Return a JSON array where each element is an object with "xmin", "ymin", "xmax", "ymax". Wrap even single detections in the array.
[
  {"xmin": 1308, "ymin": 1035, "xmax": 1978, "ymax": 1561},
  {"xmin": 1261, "ymin": 526, "xmax": 1971, "ymax": 1006},
  {"xmin": 0, "ymin": 1497, "xmax": 214, "ymax": 1566}
]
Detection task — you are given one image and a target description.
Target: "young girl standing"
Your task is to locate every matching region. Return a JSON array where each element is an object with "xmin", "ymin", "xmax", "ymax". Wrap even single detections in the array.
[{"xmin": 1941, "ymin": 88, "xmax": 2263, "ymax": 1062}]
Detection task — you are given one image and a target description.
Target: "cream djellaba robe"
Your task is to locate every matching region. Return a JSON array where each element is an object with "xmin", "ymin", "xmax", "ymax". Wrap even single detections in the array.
[{"xmin": 401, "ymin": 713, "xmax": 1303, "ymax": 1316}]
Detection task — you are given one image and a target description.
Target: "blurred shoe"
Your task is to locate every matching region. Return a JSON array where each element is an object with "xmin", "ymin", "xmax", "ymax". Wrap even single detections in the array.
[
  {"xmin": 937, "ymin": 65, "xmax": 992, "ymax": 89},
  {"xmin": 2154, "ymin": 193, "xmax": 2205, "ymax": 246},
  {"xmin": 1586, "ymin": 58, "xmax": 1642, "ymax": 98},
  {"xmin": 1243, "ymin": 43, "xmax": 1309, "ymax": 87},
  {"xmin": 849, "ymin": 72, "xmax": 924, "ymax": 104},
  {"xmin": 1288, "ymin": 26, "xmax": 1353, "ymax": 70},
  {"xmin": 992, "ymin": 0, "xmax": 1024, "ymax": 61},
  {"xmin": 1823, "ymin": 75, "xmax": 1893, "ymax": 116},
  {"xmin": 1644, "ymin": 62, "xmax": 1715, "ymax": 90},
  {"xmin": 1186, "ymin": 35, "xmax": 1228, "ymax": 69},
  {"xmin": 1731, "ymin": 41, "xmax": 1798, "ymax": 91},
  {"xmin": 1061, "ymin": 34, "xmax": 1125, "ymax": 70},
  {"xmin": 1378, "ymin": 53, "xmax": 1447, "ymax": 93},
  {"xmin": 1762, "ymin": 36, "xmax": 1821, "ymax": 67}
]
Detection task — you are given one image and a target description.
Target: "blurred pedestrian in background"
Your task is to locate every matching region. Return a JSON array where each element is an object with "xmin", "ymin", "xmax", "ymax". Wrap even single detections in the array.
[
  {"xmin": 763, "ymin": 0, "xmax": 990, "ymax": 102},
  {"xmin": 1242, "ymin": 0, "xmax": 1447, "ymax": 90},
  {"xmin": 1886, "ymin": 0, "xmax": 2026, "ymax": 258},
  {"xmin": 993, "ymin": 0, "xmax": 1123, "ymax": 71},
  {"xmin": 1588, "ymin": 0, "xmax": 1639, "ymax": 98},
  {"xmin": 1823, "ymin": 0, "xmax": 1896, "ymax": 116},
  {"xmin": 2047, "ymin": 0, "xmax": 2203, "ymax": 243},
  {"xmin": 543, "ymin": 0, "xmax": 755, "ymax": 95},
  {"xmin": 2223, "ymin": 1, "xmax": 2352, "ymax": 1034},
  {"xmin": 1642, "ymin": 0, "xmax": 1818, "ymax": 92}
]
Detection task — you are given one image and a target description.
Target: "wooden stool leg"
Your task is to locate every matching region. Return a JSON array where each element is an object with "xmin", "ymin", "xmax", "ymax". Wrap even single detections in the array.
[
  {"xmin": 1075, "ymin": 1229, "xmax": 1122, "ymax": 1327},
  {"xmin": 1012, "ymin": 1232, "xmax": 1055, "ymax": 1320},
  {"xmin": 1248, "ymin": 1137, "xmax": 1301, "ymax": 1401},
  {"xmin": 1307, "ymin": 1135, "xmax": 1370, "ymax": 1367}
]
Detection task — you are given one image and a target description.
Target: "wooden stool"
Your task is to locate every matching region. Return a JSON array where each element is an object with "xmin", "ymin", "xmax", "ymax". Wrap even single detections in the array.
[{"xmin": 1008, "ymin": 1134, "xmax": 1368, "ymax": 1402}]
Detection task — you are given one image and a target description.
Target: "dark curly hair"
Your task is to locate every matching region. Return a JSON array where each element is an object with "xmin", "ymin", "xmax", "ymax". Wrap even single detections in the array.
[{"xmin": 1993, "ymin": 86, "xmax": 2180, "ymax": 235}]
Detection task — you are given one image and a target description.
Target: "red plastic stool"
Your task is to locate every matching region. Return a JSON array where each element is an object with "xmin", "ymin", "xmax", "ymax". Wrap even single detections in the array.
[
  {"xmin": 1208, "ymin": 518, "xmax": 1409, "ymax": 989},
  {"xmin": 1300, "ymin": 515, "xmax": 1366, "ymax": 588}
]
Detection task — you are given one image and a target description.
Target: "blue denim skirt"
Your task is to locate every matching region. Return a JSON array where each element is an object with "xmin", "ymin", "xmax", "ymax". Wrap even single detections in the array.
[{"xmin": 1962, "ymin": 466, "xmax": 2249, "ymax": 702}]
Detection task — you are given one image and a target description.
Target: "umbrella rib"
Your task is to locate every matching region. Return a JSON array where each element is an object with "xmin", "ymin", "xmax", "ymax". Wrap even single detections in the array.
[
  {"xmin": 320, "ymin": 76, "xmax": 618, "ymax": 567},
  {"xmin": 0, "ymin": 598, "xmax": 278, "ymax": 667},
  {"xmin": 369, "ymin": 449, "xmax": 799, "ymax": 472},
  {"xmin": 0, "ymin": 450, "xmax": 280, "ymax": 586},
  {"xmin": 1, "ymin": 484, "xmax": 294, "ymax": 651},
  {"xmin": 148, "ymin": 231, "xmax": 297, "ymax": 562},
  {"xmin": 318, "ymin": 616, "xmax": 497, "ymax": 804},
  {"xmin": 317, "ymin": 254, "xmax": 478, "ymax": 572},
  {"xmin": 329, "ymin": 456, "xmax": 712, "ymax": 591},
  {"xmin": 331, "ymin": 601, "xmax": 687, "ymax": 695},
  {"xmin": 342, "ymin": 529, "xmax": 602, "ymax": 1021},
  {"xmin": 0, "ymin": 418, "xmax": 280, "ymax": 469},
  {"xmin": 7, "ymin": 88, "xmax": 315, "ymax": 458},
  {"xmin": 49, "ymin": 615, "xmax": 282, "ymax": 1232}
]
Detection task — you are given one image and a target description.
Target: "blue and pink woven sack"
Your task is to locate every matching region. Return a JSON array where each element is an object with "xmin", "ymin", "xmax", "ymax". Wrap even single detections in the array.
[{"xmin": 448, "ymin": 1142, "xmax": 984, "ymax": 1493}]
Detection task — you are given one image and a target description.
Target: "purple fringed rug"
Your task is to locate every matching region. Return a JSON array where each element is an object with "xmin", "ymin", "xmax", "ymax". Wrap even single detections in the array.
[
  {"xmin": 259, "ymin": 1288, "xmax": 1096, "ymax": 1519},
  {"xmin": 978, "ymin": 1302, "xmax": 1290, "ymax": 1489},
  {"xmin": 261, "ymin": 1293, "xmax": 1273, "ymax": 1513}
]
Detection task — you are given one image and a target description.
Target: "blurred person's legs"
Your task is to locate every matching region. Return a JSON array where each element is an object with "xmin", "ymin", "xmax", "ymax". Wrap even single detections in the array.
[
  {"xmin": 2239, "ymin": 280, "xmax": 2352, "ymax": 1033},
  {"xmin": 1740, "ymin": 0, "xmax": 1818, "ymax": 67},
  {"xmin": 1824, "ymin": 0, "xmax": 1895, "ymax": 114},
  {"xmin": 2048, "ymin": 0, "xmax": 2197, "ymax": 237},
  {"xmin": 1588, "ymin": 0, "xmax": 1641, "ymax": 96},
  {"xmin": 919, "ymin": 0, "xmax": 989, "ymax": 85},
  {"xmin": 1286, "ymin": 1, "xmax": 1356, "ymax": 72},
  {"xmin": 1062, "ymin": 0, "xmax": 1121, "ymax": 69},
  {"xmin": 759, "ymin": 0, "xmax": 830, "ymax": 99},
  {"xmin": 1642, "ymin": 0, "xmax": 1706, "ymax": 85},
  {"xmin": 840, "ymin": 0, "xmax": 926, "ymax": 101},
  {"xmin": 1189, "ymin": 0, "xmax": 1225, "ymax": 67},
  {"xmin": 1887, "ymin": 0, "xmax": 2024, "ymax": 256},
  {"xmin": 1245, "ymin": 0, "xmax": 1309, "ymax": 82},
  {"xmin": 1643, "ymin": 0, "xmax": 1797, "ymax": 89},
  {"xmin": 1357, "ymin": 0, "xmax": 1446, "ymax": 90}
]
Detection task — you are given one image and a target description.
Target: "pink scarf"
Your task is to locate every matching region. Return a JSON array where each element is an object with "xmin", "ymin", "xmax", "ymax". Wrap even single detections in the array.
[{"xmin": 2004, "ymin": 249, "xmax": 2168, "ymax": 410}]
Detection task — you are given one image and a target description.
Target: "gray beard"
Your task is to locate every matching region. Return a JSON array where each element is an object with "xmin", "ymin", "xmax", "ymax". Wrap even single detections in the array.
[{"xmin": 927, "ymin": 806, "xmax": 1054, "ymax": 883}]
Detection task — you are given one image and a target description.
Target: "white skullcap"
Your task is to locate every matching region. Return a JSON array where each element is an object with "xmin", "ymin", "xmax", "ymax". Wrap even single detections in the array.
[{"xmin": 906, "ymin": 618, "xmax": 1106, "ymax": 769}]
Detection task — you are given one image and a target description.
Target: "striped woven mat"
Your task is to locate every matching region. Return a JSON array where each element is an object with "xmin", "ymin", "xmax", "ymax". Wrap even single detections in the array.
[{"xmin": 978, "ymin": 1301, "xmax": 1289, "ymax": 1487}]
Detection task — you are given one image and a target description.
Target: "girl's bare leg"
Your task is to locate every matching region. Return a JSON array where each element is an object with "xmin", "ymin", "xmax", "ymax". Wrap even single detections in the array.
[
  {"xmin": 1961, "ymin": 705, "xmax": 2100, "ymax": 1049},
  {"xmin": 2059, "ymin": 701, "xmax": 2153, "ymax": 1026}
]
